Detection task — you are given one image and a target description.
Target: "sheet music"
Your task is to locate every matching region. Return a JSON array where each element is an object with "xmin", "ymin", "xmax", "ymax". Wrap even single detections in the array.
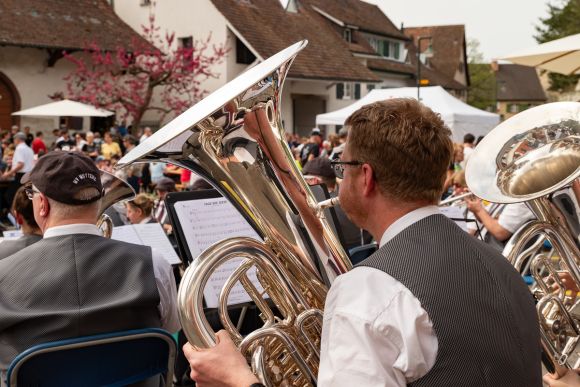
[
  {"xmin": 174, "ymin": 197, "xmax": 264, "ymax": 308},
  {"xmin": 439, "ymin": 206, "xmax": 468, "ymax": 232},
  {"xmin": 111, "ymin": 223, "xmax": 181, "ymax": 265}
]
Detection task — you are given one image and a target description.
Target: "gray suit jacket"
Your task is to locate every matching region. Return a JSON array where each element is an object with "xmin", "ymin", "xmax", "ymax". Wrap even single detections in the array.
[{"xmin": 0, "ymin": 234, "xmax": 42, "ymax": 260}]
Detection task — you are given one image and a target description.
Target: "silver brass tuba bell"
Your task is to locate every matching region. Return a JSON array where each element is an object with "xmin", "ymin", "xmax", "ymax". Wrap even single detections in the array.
[
  {"xmin": 466, "ymin": 102, "xmax": 580, "ymax": 375},
  {"xmin": 97, "ymin": 171, "xmax": 136, "ymax": 238},
  {"xmin": 117, "ymin": 40, "xmax": 351, "ymax": 386}
]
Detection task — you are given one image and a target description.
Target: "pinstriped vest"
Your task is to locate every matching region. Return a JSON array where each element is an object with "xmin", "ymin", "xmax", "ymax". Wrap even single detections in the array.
[
  {"xmin": 0, "ymin": 234, "xmax": 161, "ymax": 370},
  {"xmin": 358, "ymin": 214, "xmax": 542, "ymax": 387}
]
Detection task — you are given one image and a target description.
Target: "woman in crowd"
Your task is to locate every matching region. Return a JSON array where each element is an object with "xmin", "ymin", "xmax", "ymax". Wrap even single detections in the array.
[{"xmin": 125, "ymin": 193, "xmax": 156, "ymax": 224}]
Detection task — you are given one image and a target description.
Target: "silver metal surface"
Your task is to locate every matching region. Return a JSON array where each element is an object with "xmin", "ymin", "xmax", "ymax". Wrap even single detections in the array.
[
  {"xmin": 466, "ymin": 102, "xmax": 580, "ymax": 204},
  {"xmin": 96, "ymin": 171, "xmax": 135, "ymax": 238},
  {"xmin": 119, "ymin": 40, "xmax": 351, "ymax": 386},
  {"xmin": 467, "ymin": 102, "xmax": 580, "ymax": 375}
]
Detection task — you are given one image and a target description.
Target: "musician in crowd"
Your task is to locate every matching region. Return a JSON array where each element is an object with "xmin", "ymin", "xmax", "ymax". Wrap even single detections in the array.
[
  {"xmin": 0, "ymin": 186, "xmax": 42, "ymax": 260},
  {"xmin": 152, "ymin": 177, "xmax": 176, "ymax": 233},
  {"xmin": 465, "ymin": 198, "xmax": 535, "ymax": 249},
  {"xmin": 0, "ymin": 152, "xmax": 179, "ymax": 375},
  {"xmin": 302, "ymin": 156, "xmax": 371, "ymax": 251},
  {"xmin": 126, "ymin": 193, "xmax": 156, "ymax": 224},
  {"xmin": 182, "ymin": 98, "xmax": 541, "ymax": 386}
]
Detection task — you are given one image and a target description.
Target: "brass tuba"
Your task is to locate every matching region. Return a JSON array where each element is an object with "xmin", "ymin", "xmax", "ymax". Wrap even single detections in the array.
[
  {"xmin": 97, "ymin": 170, "xmax": 136, "ymax": 238},
  {"xmin": 466, "ymin": 102, "xmax": 580, "ymax": 375},
  {"xmin": 117, "ymin": 40, "xmax": 351, "ymax": 386}
]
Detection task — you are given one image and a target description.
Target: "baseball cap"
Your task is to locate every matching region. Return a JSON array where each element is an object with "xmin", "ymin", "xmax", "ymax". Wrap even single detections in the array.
[
  {"xmin": 155, "ymin": 177, "xmax": 176, "ymax": 192},
  {"xmin": 302, "ymin": 157, "xmax": 336, "ymax": 178},
  {"xmin": 21, "ymin": 152, "xmax": 104, "ymax": 205},
  {"xmin": 311, "ymin": 128, "xmax": 321, "ymax": 136}
]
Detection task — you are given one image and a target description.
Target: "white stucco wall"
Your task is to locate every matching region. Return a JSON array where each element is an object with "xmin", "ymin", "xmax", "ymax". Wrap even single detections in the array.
[
  {"xmin": 0, "ymin": 46, "xmax": 93, "ymax": 134},
  {"xmin": 113, "ymin": 0, "xmax": 235, "ymax": 126}
]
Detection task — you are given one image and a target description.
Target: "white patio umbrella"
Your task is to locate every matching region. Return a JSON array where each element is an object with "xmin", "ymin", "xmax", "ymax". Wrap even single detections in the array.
[
  {"xmin": 502, "ymin": 33, "xmax": 580, "ymax": 75},
  {"xmin": 12, "ymin": 99, "xmax": 114, "ymax": 117}
]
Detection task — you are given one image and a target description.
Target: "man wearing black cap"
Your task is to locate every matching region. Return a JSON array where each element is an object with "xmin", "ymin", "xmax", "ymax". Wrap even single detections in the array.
[
  {"xmin": 302, "ymin": 157, "xmax": 370, "ymax": 251},
  {"xmin": 0, "ymin": 152, "xmax": 179, "ymax": 373},
  {"xmin": 153, "ymin": 177, "xmax": 176, "ymax": 233},
  {"xmin": 299, "ymin": 128, "xmax": 322, "ymax": 167}
]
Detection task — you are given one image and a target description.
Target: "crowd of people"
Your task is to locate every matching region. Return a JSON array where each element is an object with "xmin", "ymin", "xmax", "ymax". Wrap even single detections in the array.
[{"xmin": 0, "ymin": 97, "xmax": 577, "ymax": 386}]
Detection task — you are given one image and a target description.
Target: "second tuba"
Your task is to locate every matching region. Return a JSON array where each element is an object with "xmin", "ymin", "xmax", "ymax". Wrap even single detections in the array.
[
  {"xmin": 118, "ymin": 40, "xmax": 351, "ymax": 386},
  {"xmin": 466, "ymin": 102, "xmax": 580, "ymax": 375}
]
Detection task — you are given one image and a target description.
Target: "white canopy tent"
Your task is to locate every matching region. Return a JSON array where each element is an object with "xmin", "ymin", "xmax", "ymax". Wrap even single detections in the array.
[
  {"xmin": 316, "ymin": 86, "xmax": 500, "ymax": 142},
  {"xmin": 12, "ymin": 100, "xmax": 114, "ymax": 117}
]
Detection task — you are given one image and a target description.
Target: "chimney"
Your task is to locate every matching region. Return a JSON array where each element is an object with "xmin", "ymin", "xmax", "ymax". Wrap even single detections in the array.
[
  {"xmin": 491, "ymin": 60, "xmax": 499, "ymax": 72},
  {"xmin": 400, "ymin": 22, "xmax": 404, "ymax": 33}
]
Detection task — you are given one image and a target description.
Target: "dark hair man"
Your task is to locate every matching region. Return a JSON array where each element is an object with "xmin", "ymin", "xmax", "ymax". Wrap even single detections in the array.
[
  {"xmin": 182, "ymin": 99, "xmax": 541, "ymax": 387},
  {"xmin": 0, "ymin": 186, "xmax": 42, "ymax": 260},
  {"xmin": 0, "ymin": 152, "xmax": 179, "ymax": 374},
  {"xmin": 300, "ymin": 128, "xmax": 322, "ymax": 167}
]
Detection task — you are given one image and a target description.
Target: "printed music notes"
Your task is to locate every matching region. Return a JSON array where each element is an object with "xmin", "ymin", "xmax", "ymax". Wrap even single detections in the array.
[
  {"xmin": 111, "ymin": 223, "xmax": 181, "ymax": 265},
  {"xmin": 174, "ymin": 197, "xmax": 264, "ymax": 307}
]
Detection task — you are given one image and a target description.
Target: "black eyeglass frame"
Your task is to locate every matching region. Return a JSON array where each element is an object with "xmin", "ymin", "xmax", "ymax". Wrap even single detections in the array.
[
  {"xmin": 330, "ymin": 160, "xmax": 364, "ymax": 179},
  {"xmin": 24, "ymin": 187, "xmax": 41, "ymax": 200}
]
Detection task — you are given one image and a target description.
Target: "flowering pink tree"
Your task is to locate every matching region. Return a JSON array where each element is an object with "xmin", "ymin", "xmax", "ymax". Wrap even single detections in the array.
[{"xmin": 56, "ymin": 9, "xmax": 228, "ymax": 128}]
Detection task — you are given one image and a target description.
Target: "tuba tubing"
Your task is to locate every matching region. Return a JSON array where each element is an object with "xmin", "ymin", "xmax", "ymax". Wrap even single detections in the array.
[
  {"xmin": 118, "ymin": 40, "xmax": 351, "ymax": 386},
  {"xmin": 466, "ymin": 102, "xmax": 580, "ymax": 375}
]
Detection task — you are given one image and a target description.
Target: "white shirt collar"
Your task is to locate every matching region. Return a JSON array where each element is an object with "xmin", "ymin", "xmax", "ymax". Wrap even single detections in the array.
[
  {"xmin": 139, "ymin": 217, "xmax": 153, "ymax": 224},
  {"xmin": 379, "ymin": 205, "xmax": 440, "ymax": 247},
  {"xmin": 43, "ymin": 223, "xmax": 101, "ymax": 238}
]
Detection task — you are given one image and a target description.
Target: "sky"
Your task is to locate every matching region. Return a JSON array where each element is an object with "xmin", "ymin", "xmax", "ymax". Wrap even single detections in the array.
[{"xmin": 362, "ymin": 0, "xmax": 553, "ymax": 62}]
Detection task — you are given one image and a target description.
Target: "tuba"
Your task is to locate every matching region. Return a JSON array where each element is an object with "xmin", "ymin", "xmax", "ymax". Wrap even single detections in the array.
[
  {"xmin": 466, "ymin": 102, "xmax": 580, "ymax": 375},
  {"xmin": 97, "ymin": 171, "xmax": 135, "ymax": 238},
  {"xmin": 118, "ymin": 40, "xmax": 351, "ymax": 386}
]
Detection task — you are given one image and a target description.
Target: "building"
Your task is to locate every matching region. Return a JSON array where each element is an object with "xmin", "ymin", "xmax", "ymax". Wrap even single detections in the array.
[
  {"xmin": 0, "ymin": 0, "xmax": 146, "ymax": 133},
  {"xmin": 404, "ymin": 25, "xmax": 470, "ymax": 101},
  {"xmin": 114, "ymin": 0, "xmax": 467, "ymax": 136},
  {"xmin": 494, "ymin": 63, "xmax": 546, "ymax": 120}
]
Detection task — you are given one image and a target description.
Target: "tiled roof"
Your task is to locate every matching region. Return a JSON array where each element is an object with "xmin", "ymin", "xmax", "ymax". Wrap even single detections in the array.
[
  {"xmin": 306, "ymin": 0, "xmax": 408, "ymax": 39},
  {"xmin": 210, "ymin": 0, "xmax": 381, "ymax": 82},
  {"xmin": 0, "ymin": 0, "xmax": 148, "ymax": 51},
  {"xmin": 404, "ymin": 25, "xmax": 469, "ymax": 87},
  {"xmin": 497, "ymin": 64, "xmax": 546, "ymax": 101},
  {"xmin": 367, "ymin": 43, "xmax": 466, "ymax": 90}
]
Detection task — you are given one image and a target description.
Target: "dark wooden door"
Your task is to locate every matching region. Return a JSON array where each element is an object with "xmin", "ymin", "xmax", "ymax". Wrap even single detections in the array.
[{"xmin": 0, "ymin": 74, "xmax": 19, "ymax": 131}]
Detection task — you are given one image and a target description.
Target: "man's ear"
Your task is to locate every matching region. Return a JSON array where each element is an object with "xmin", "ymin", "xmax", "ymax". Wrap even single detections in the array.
[
  {"xmin": 361, "ymin": 163, "xmax": 376, "ymax": 197},
  {"xmin": 39, "ymin": 194, "xmax": 49, "ymax": 217},
  {"xmin": 14, "ymin": 211, "xmax": 23, "ymax": 226}
]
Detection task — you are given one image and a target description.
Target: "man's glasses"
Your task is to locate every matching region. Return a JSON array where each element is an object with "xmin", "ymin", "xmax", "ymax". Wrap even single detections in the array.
[
  {"xmin": 24, "ymin": 187, "xmax": 41, "ymax": 200},
  {"xmin": 330, "ymin": 160, "xmax": 364, "ymax": 179}
]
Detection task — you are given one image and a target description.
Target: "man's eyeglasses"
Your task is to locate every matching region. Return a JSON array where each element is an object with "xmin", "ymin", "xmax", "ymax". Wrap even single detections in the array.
[
  {"xmin": 330, "ymin": 160, "xmax": 364, "ymax": 179},
  {"xmin": 24, "ymin": 187, "xmax": 41, "ymax": 200}
]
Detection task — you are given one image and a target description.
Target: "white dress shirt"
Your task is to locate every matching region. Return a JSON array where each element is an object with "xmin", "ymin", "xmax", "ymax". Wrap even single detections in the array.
[
  {"xmin": 318, "ymin": 206, "xmax": 440, "ymax": 387},
  {"xmin": 12, "ymin": 142, "xmax": 34, "ymax": 173},
  {"xmin": 44, "ymin": 224, "xmax": 180, "ymax": 333}
]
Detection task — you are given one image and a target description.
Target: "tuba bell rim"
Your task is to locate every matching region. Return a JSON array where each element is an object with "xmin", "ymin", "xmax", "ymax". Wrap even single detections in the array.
[
  {"xmin": 465, "ymin": 101, "xmax": 580, "ymax": 204},
  {"xmin": 117, "ymin": 40, "xmax": 309, "ymax": 170}
]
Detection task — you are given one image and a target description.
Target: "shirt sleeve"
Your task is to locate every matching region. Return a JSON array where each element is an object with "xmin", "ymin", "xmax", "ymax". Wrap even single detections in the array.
[
  {"xmin": 498, "ymin": 203, "xmax": 535, "ymax": 234},
  {"xmin": 151, "ymin": 248, "xmax": 181, "ymax": 333},
  {"xmin": 318, "ymin": 267, "xmax": 438, "ymax": 387}
]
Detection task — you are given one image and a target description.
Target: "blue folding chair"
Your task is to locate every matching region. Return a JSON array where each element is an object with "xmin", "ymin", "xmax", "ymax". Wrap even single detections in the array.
[
  {"xmin": 6, "ymin": 328, "xmax": 176, "ymax": 387},
  {"xmin": 349, "ymin": 242, "xmax": 379, "ymax": 265}
]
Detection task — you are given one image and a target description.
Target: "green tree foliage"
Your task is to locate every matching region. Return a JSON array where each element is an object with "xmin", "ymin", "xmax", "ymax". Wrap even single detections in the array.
[
  {"xmin": 535, "ymin": 0, "xmax": 580, "ymax": 91},
  {"xmin": 467, "ymin": 39, "xmax": 496, "ymax": 111}
]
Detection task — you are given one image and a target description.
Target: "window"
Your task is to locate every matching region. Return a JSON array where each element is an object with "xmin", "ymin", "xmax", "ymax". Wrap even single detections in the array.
[
  {"xmin": 178, "ymin": 36, "xmax": 194, "ymax": 70},
  {"xmin": 368, "ymin": 37, "xmax": 404, "ymax": 61},
  {"xmin": 367, "ymin": 83, "xmax": 376, "ymax": 92},
  {"xmin": 336, "ymin": 82, "xmax": 361, "ymax": 100},
  {"xmin": 509, "ymin": 104, "xmax": 518, "ymax": 113},
  {"xmin": 236, "ymin": 37, "xmax": 256, "ymax": 64},
  {"xmin": 343, "ymin": 28, "xmax": 352, "ymax": 43}
]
